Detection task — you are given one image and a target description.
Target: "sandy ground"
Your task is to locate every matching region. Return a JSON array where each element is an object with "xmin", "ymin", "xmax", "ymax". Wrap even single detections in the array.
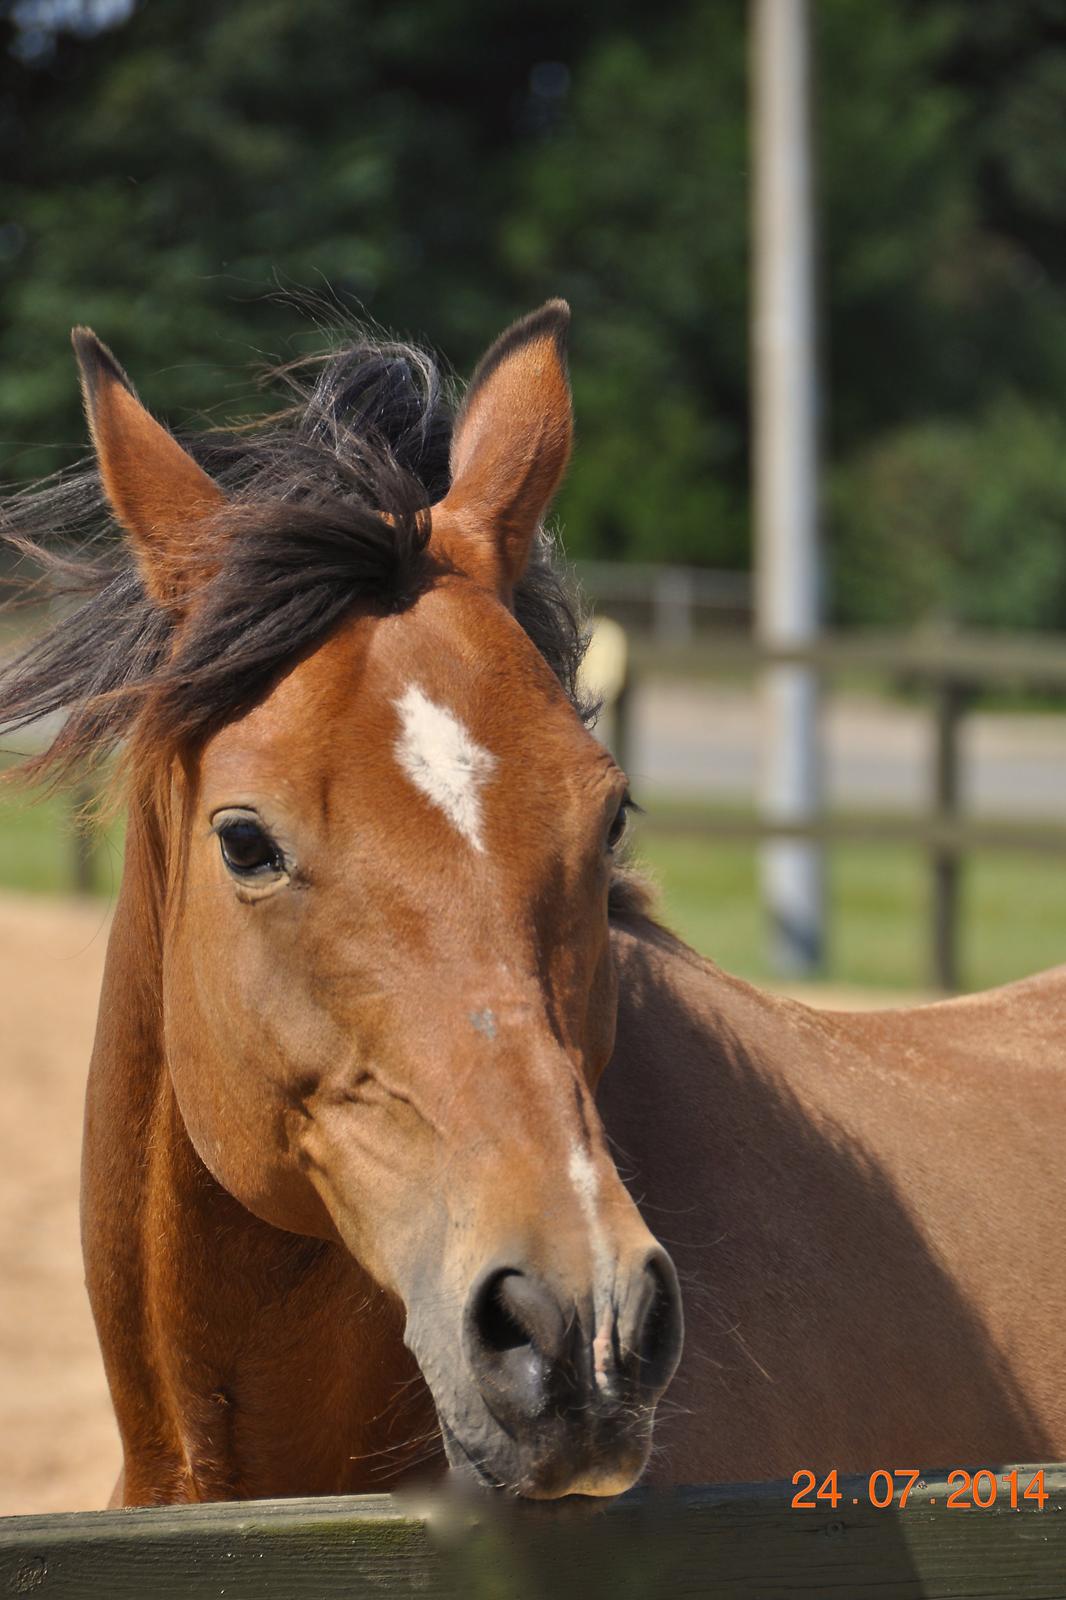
[
  {"xmin": 0, "ymin": 892, "xmax": 117, "ymax": 1516},
  {"xmin": 0, "ymin": 890, "xmax": 925, "ymax": 1519}
]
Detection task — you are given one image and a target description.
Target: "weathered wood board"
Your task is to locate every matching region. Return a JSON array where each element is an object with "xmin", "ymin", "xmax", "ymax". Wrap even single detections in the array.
[{"xmin": 2, "ymin": 1467, "xmax": 1065, "ymax": 1599}]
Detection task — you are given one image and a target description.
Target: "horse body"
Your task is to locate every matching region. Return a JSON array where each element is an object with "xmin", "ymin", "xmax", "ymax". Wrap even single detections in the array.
[
  {"xmin": 4, "ymin": 302, "xmax": 1064, "ymax": 1505},
  {"xmin": 604, "ymin": 913, "xmax": 1066, "ymax": 1482}
]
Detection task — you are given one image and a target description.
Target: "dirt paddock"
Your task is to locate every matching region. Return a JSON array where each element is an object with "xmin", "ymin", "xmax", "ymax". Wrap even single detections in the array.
[
  {"xmin": 0, "ymin": 889, "xmax": 922, "ymax": 1517},
  {"xmin": 0, "ymin": 892, "xmax": 116, "ymax": 1515}
]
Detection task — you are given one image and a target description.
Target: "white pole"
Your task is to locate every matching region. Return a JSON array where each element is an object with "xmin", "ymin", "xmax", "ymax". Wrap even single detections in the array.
[{"xmin": 751, "ymin": 0, "xmax": 824, "ymax": 975}]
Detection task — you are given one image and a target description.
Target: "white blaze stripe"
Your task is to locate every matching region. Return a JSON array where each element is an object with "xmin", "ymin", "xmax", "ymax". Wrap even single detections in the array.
[
  {"xmin": 569, "ymin": 1142, "xmax": 614, "ymax": 1392},
  {"xmin": 394, "ymin": 685, "xmax": 496, "ymax": 852}
]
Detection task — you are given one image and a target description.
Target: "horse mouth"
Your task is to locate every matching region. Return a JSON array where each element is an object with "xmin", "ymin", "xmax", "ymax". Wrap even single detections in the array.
[
  {"xmin": 438, "ymin": 1411, "xmax": 649, "ymax": 1502},
  {"xmin": 439, "ymin": 1419, "xmax": 507, "ymax": 1492}
]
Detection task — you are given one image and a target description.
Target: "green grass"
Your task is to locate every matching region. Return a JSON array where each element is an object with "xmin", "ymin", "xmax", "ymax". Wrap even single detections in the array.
[
  {"xmin": 0, "ymin": 780, "xmax": 124, "ymax": 897},
  {"xmin": 637, "ymin": 824, "xmax": 1066, "ymax": 993},
  {"xmin": 0, "ymin": 780, "xmax": 1061, "ymax": 994}
]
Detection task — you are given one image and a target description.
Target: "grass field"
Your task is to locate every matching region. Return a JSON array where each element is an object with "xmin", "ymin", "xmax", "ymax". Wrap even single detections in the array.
[
  {"xmin": 0, "ymin": 779, "xmax": 1062, "ymax": 993},
  {"xmin": 0, "ymin": 782, "xmax": 124, "ymax": 898},
  {"xmin": 638, "ymin": 826, "xmax": 1064, "ymax": 992}
]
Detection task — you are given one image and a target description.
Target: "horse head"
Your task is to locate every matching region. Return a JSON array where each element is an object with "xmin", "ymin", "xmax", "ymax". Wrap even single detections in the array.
[{"xmin": 68, "ymin": 304, "xmax": 683, "ymax": 1499}]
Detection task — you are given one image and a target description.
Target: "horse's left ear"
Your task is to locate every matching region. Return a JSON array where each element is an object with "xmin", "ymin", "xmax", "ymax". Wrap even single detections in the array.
[
  {"xmin": 436, "ymin": 300, "xmax": 572, "ymax": 597},
  {"xmin": 72, "ymin": 327, "xmax": 225, "ymax": 608}
]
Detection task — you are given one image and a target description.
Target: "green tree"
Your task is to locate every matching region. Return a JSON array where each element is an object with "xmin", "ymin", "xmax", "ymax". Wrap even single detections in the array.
[
  {"xmin": 0, "ymin": 0, "xmax": 677, "ymax": 474},
  {"xmin": 6, "ymin": 0, "xmax": 1066, "ymax": 631},
  {"xmin": 831, "ymin": 401, "xmax": 1066, "ymax": 630}
]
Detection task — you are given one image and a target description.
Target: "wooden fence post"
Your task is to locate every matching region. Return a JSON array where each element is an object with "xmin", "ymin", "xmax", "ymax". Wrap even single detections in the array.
[
  {"xmin": 931, "ymin": 678, "xmax": 967, "ymax": 991},
  {"xmin": 653, "ymin": 567, "xmax": 694, "ymax": 646}
]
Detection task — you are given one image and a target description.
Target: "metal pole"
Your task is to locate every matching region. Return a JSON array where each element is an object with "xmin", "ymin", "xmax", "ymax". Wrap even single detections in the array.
[{"xmin": 751, "ymin": 0, "xmax": 824, "ymax": 975}]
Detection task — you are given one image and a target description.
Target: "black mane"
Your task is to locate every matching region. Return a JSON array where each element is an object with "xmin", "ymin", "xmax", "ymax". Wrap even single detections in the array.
[{"xmin": 0, "ymin": 333, "xmax": 589, "ymax": 783}]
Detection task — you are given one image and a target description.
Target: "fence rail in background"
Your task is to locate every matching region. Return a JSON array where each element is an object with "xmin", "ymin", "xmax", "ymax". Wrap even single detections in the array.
[
  {"xmin": 598, "ymin": 626, "xmax": 1066, "ymax": 991},
  {"xmin": 575, "ymin": 561, "xmax": 752, "ymax": 643},
  {"xmin": 627, "ymin": 629, "xmax": 1066, "ymax": 683},
  {"xmin": 3, "ymin": 1468, "xmax": 1065, "ymax": 1599}
]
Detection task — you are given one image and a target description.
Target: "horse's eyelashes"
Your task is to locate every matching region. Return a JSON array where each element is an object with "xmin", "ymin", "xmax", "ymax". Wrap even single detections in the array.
[{"xmin": 607, "ymin": 797, "xmax": 633, "ymax": 853}]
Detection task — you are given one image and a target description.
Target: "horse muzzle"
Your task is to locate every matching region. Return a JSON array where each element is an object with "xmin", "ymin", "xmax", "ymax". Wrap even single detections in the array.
[{"xmin": 414, "ymin": 1245, "xmax": 684, "ymax": 1499}]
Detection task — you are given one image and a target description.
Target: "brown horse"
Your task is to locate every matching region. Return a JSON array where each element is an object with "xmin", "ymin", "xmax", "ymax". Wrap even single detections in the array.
[{"xmin": 1, "ymin": 305, "xmax": 1064, "ymax": 1509}]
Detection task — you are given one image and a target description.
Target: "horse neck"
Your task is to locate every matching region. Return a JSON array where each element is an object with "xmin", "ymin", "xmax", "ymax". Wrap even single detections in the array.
[
  {"xmin": 599, "ymin": 905, "xmax": 840, "ymax": 1240},
  {"xmin": 605, "ymin": 908, "xmax": 812, "ymax": 1080},
  {"xmin": 82, "ymin": 787, "xmax": 429, "ymax": 1504}
]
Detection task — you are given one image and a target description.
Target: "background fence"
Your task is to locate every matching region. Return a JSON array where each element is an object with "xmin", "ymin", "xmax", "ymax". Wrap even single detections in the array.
[{"xmin": 577, "ymin": 587, "xmax": 1066, "ymax": 992}]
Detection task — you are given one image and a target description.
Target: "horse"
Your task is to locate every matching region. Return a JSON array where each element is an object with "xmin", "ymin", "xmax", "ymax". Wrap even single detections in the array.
[{"xmin": 1, "ymin": 305, "xmax": 1064, "ymax": 1510}]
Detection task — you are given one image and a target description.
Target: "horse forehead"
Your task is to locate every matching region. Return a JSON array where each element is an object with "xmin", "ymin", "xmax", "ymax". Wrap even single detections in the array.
[
  {"xmin": 357, "ymin": 582, "xmax": 572, "ymax": 748},
  {"xmin": 392, "ymin": 682, "xmax": 496, "ymax": 852},
  {"xmin": 204, "ymin": 585, "xmax": 569, "ymax": 784}
]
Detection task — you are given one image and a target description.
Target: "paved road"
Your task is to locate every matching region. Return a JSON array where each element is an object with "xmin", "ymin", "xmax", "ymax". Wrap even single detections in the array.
[{"xmin": 616, "ymin": 682, "xmax": 1066, "ymax": 820}]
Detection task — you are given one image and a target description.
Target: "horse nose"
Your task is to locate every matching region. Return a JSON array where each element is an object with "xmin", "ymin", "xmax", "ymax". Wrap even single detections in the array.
[
  {"xmin": 465, "ymin": 1267, "xmax": 567, "ymax": 1426},
  {"xmin": 622, "ymin": 1247, "xmax": 685, "ymax": 1397},
  {"xmin": 464, "ymin": 1251, "xmax": 683, "ymax": 1426}
]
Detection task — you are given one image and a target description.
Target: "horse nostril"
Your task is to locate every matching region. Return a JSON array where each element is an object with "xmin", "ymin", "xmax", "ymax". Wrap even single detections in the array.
[
  {"xmin": 472, "ymin": 1269, "xmax": 534, "ymax": 1354},
  {"xmin": 469, "ymin": 1267, "xmax": 568, "ymax": 1363},
  {"xmin": 634, "ymin": 1250, "xmax": 684, "ymax": 1395},
  {"xmin": 464, "ymin": 1267, "xmax": 571, "ymax": 1431},
  {"xmin": 463, "ymin": 1252, "xmax": 682, "ymax": 1448}
]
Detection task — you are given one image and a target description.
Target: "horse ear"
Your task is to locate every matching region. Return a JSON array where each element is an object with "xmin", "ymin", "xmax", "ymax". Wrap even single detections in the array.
[
  {"xmin": 71, "ymin": 327, "xmax": 225, "ymax": 607},
  {"xmin": 437, "ymin": 300, "xmax": 572, "ymax": 596}
]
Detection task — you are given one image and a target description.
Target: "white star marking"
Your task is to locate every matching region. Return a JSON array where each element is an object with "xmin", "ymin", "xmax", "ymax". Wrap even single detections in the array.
[{"xmin": 394, "ymin": 685, "xmax": 496, "ymax": 852}]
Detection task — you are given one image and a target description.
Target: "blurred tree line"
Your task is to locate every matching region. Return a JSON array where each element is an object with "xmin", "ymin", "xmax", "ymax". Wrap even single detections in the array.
[{"xmin": 3, "ymin": 0, "xmax": 1066, "ymax": 630}]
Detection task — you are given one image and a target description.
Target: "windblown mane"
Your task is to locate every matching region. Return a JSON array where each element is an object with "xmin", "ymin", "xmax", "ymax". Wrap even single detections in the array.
[{"xmin": 0, "ymin": 333, "xmax": 590, "ymax": 785}]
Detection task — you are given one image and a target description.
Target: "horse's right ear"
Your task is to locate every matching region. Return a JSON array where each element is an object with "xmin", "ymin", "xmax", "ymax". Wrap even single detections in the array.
[
  {"xmin": 435, "ymin": 301, "xmax": 572, "ymax": 601},
  {"xmin": 72, "ymin": 328, "xmax": 225, "ymax": 608}
]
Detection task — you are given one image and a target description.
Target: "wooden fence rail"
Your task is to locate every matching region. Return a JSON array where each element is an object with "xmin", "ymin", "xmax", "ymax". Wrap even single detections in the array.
[
  {"xmin": 608, "ymin": 629, "xmax": 1066, "ymax": 991},
  {"xmin": 628, "ymin": 629, "xmax": 1066, "ymax": 682},
  {"xmin": 3, "ymin": 1468, "xmax": 1066, "ymax": 1599}
]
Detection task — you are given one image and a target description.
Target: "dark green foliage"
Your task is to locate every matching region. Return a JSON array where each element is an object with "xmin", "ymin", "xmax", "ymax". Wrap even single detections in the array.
[
  {"xmin": 0, "ymin": 0, "xmax": 677, "ymax": 469},
  {"xmin": 831, "ymin": 402, "xmax": 1066, "ymax": 630},
  {"xmin": 3, "ymin": 0, "xmax": 1066, "ymax": 629},
  {"xmin": 502, "ymin": 3, "xmax": 751, "ymax": 568}
]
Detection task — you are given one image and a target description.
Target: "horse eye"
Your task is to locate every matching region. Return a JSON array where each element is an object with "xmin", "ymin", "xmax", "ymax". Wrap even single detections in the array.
[
  {"xmin": 607, "ymin": 797, "xmax": 632, "ymax": 853},
  {"xmin": 217, "ymin": 818, "xmax": 284, "ymax": 878}
]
